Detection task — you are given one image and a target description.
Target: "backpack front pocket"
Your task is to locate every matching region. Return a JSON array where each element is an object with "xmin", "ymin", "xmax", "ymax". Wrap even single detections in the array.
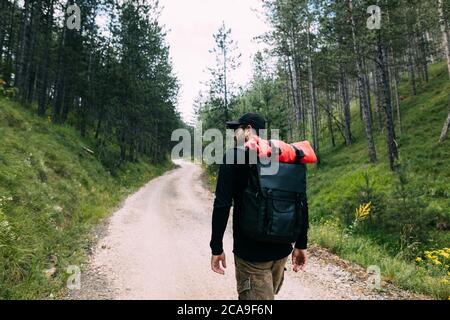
[{"xmin": 267, "ymin": 197, "xmax": 297, "ymax": 240}]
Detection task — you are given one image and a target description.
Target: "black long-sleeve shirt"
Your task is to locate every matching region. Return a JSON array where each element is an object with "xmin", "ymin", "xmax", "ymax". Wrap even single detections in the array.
[{"xmin": 210, "ymin": 148, "xmax": 308, "ymax": 262}]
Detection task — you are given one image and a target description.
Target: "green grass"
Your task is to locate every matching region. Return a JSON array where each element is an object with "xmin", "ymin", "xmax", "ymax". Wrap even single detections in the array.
[
  {"xmin": 0, "ymin": 98, "xmax": 174, "ymax": 299},
  {"xmin": 310, "ymin": 222, "xmax": 449, "ymax": 299},
  {"xmin": 307, "ymin": 61, "xmax": 450, "ymax": 299}
]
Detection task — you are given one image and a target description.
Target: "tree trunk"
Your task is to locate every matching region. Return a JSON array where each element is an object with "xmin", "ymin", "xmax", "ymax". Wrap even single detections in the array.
[
  {"xmin": 53, "ymin": 17, "xmax": 67, "ymax": 123},
  {"xmin": 3, "ymin": 0, "xmax": 17, "ymax": 85},
  {"xmin": 286, "ymin": 55, "xmax": 303, "ymax": 139},
  {"xmin": 326, "ymin": 90, "xmax": 335, "ymax": 148},
  {"xmin": 425, "ymin": 31, "xmax": 435, "ymax": 63},
  {"xmin": 61, "ymin": 10, "xmax": 79, "ymax": 124},
  {"xmin": 392, "ymin": 61, "xmax": 403, "ymax": 134},
  {"xmin": 24, "ymin": 2, "xmax": 40, "ymax": 104},
  {"xmin": 0, "ymin": 30, "xmax": 4, "ymax": 70},
  {"xmin": 377, "ymin": 32, "xmax": 398, "ymax": 171},
  {"xmin": 223, "ymin": 41, "xmax": 229, "ymax": 122},
  {"xmin": 439, "ymin": 95, "xmax": 450, "ymax": 143},
  {"xmin": 407, "ymin": 34, "xmax": 417, "ymax": 95},
  {"xmin": 438, "ymin": 0, "xmax": 450, "ymax": 78},
  {"xmin": 284, "ymin": 75, "xmax": 294, "ymax": 141},
  {"xmin": 373, "ymin": 64, "xmax": 384, "ymax": 129},
  {"xmin": 340, "ymin": 71, "xmax": 352, "ymax": 146},
  {"xmin": 38, "ymin": 0, "xmax": 54, "ymax": 116},
  {"xmin": 95, "ymin": 117, "xmax": 103, "ymax": 140},
  {"xmin": 307, "ymin": 30, "xmax": 319, "ymax": 156},
  {"xmin": 419, "ymin": 32, "xmax": 429, "ymax": 83},
  {"xmin": 349, "ymin": 0, "xmax": 377, "ymax": 163},
  {"xmin": 293, "ymin": 48, "xmax": 306, "ymax": 140},
  {"xmin": 80, "ymin": 48, "xmax": 94, "ymax": 137},
  {"xmin": 412, "ymin": 32, "xmax": 424, "ymax": 83},
  {"xmin": 389, "ymin": 44, "xmax": 403, "ymax": 131},
  {"xmin": 363, "ymin": 59, "xmax": 373, "ymax": 126},
  {"xmin": 16, "ymin": 0, "xmax": 31, "ymax": 98},
  {"xmin": 0, "ymin": 1, "xmax": 6, "ymax": 68}
]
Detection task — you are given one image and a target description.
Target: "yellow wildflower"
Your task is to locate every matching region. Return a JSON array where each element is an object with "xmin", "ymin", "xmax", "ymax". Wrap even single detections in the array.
[
  {"xmin": 439, "ymin": 252, "xmax": 449, "ymax": 259},
  {"xmin": 355, "ymin": 202, "xmax": 371, "ymax": 221},
  {"xmin": 441, "ymin": 279, "xmax": 449, "ymax": 285},
  {"xmin": 415, "ymin": 257, "xmax": 423, "ymax": 263}
]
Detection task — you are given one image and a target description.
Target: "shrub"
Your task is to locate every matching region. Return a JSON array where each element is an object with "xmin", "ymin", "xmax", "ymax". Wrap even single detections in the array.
[{"xmin": 335, "ymin": 172, "xmax": 386, "ymax": 232}]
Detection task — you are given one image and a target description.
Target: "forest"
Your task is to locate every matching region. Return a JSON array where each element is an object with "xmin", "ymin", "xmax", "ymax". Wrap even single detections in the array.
[{"xmin": 0, "ymin": 0, "xmax": 182, "ymax": 168}]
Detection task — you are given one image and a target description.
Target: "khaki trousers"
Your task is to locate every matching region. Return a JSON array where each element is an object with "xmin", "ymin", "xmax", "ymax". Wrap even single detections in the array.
[{"xmin": 234, "ymin": 255, "xmax": 289, "ymax": 300}]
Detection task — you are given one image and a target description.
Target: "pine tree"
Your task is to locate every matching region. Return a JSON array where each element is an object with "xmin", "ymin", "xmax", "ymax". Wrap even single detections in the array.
[{"xmin": 208, "ymin": 22, "xmax": 241, "ymax": 123}]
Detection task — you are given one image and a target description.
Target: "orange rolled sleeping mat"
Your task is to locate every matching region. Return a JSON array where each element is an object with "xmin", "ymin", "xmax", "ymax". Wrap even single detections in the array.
[{"xmin": 245, "ymin": 136, "xmax": 318, "ymax": 164}]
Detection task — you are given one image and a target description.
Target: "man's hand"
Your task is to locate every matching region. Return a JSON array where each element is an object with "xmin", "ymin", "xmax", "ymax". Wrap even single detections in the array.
[
  {"xmin": 292, "ymin": 249, "xmax": 307, "ymax": 272},
  {"xmin": 211, "ymin": 253, "xmax": 227, "ymax": 275}
]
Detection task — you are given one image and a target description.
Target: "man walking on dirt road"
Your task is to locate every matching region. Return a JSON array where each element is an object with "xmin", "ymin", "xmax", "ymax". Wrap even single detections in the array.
[{"xmin": 210, "ymin": 113, "xmax": 309, "ymax": 300}]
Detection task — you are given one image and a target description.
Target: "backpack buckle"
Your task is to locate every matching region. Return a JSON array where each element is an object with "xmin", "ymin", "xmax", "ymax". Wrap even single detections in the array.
[{"xmin": 291, "ymin": 145, "xmax": 305, "ymax": 164}]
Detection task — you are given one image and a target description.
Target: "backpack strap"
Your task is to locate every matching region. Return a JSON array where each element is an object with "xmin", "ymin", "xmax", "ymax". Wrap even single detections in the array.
[
  {"xmin": 268, "ymin": 140, "xmax": 282, "ymax": 158},
  {"xmin": 291, "ymin": 145, "xmax": 305, "ymax": 164}
]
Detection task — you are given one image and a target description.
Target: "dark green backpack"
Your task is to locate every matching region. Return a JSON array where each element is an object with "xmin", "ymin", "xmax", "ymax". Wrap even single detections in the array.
[{"xmin": 240, "ymin": 161, "xmax": 308, "ymax": 244}]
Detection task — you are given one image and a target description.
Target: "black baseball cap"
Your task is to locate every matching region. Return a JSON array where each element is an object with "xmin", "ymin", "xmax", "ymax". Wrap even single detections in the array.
[{"xmin": 226, "ymin": 113, "xmax": 266, "ymax": 130}]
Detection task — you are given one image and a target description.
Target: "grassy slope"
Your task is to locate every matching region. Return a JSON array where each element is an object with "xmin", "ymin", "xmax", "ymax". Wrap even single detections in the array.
[
  {"xmin": 307, "ymin": 61, "xmax": 450, "ymax": 299},
  {"xmin": 0, "ymin": 98, "xmax": 173, "ymax": 299}
]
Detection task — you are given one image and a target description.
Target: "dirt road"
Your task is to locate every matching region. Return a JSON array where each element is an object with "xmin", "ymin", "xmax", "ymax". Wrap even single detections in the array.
[{"xmin": 70, "ymin": 160, "xmax": 426, "ymax": 300}]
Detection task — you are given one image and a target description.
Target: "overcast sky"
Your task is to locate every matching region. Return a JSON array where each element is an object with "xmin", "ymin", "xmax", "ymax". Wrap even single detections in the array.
[{"xmin": 159, "ymin": 0, "xmax": 270, "ymax": 123}]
